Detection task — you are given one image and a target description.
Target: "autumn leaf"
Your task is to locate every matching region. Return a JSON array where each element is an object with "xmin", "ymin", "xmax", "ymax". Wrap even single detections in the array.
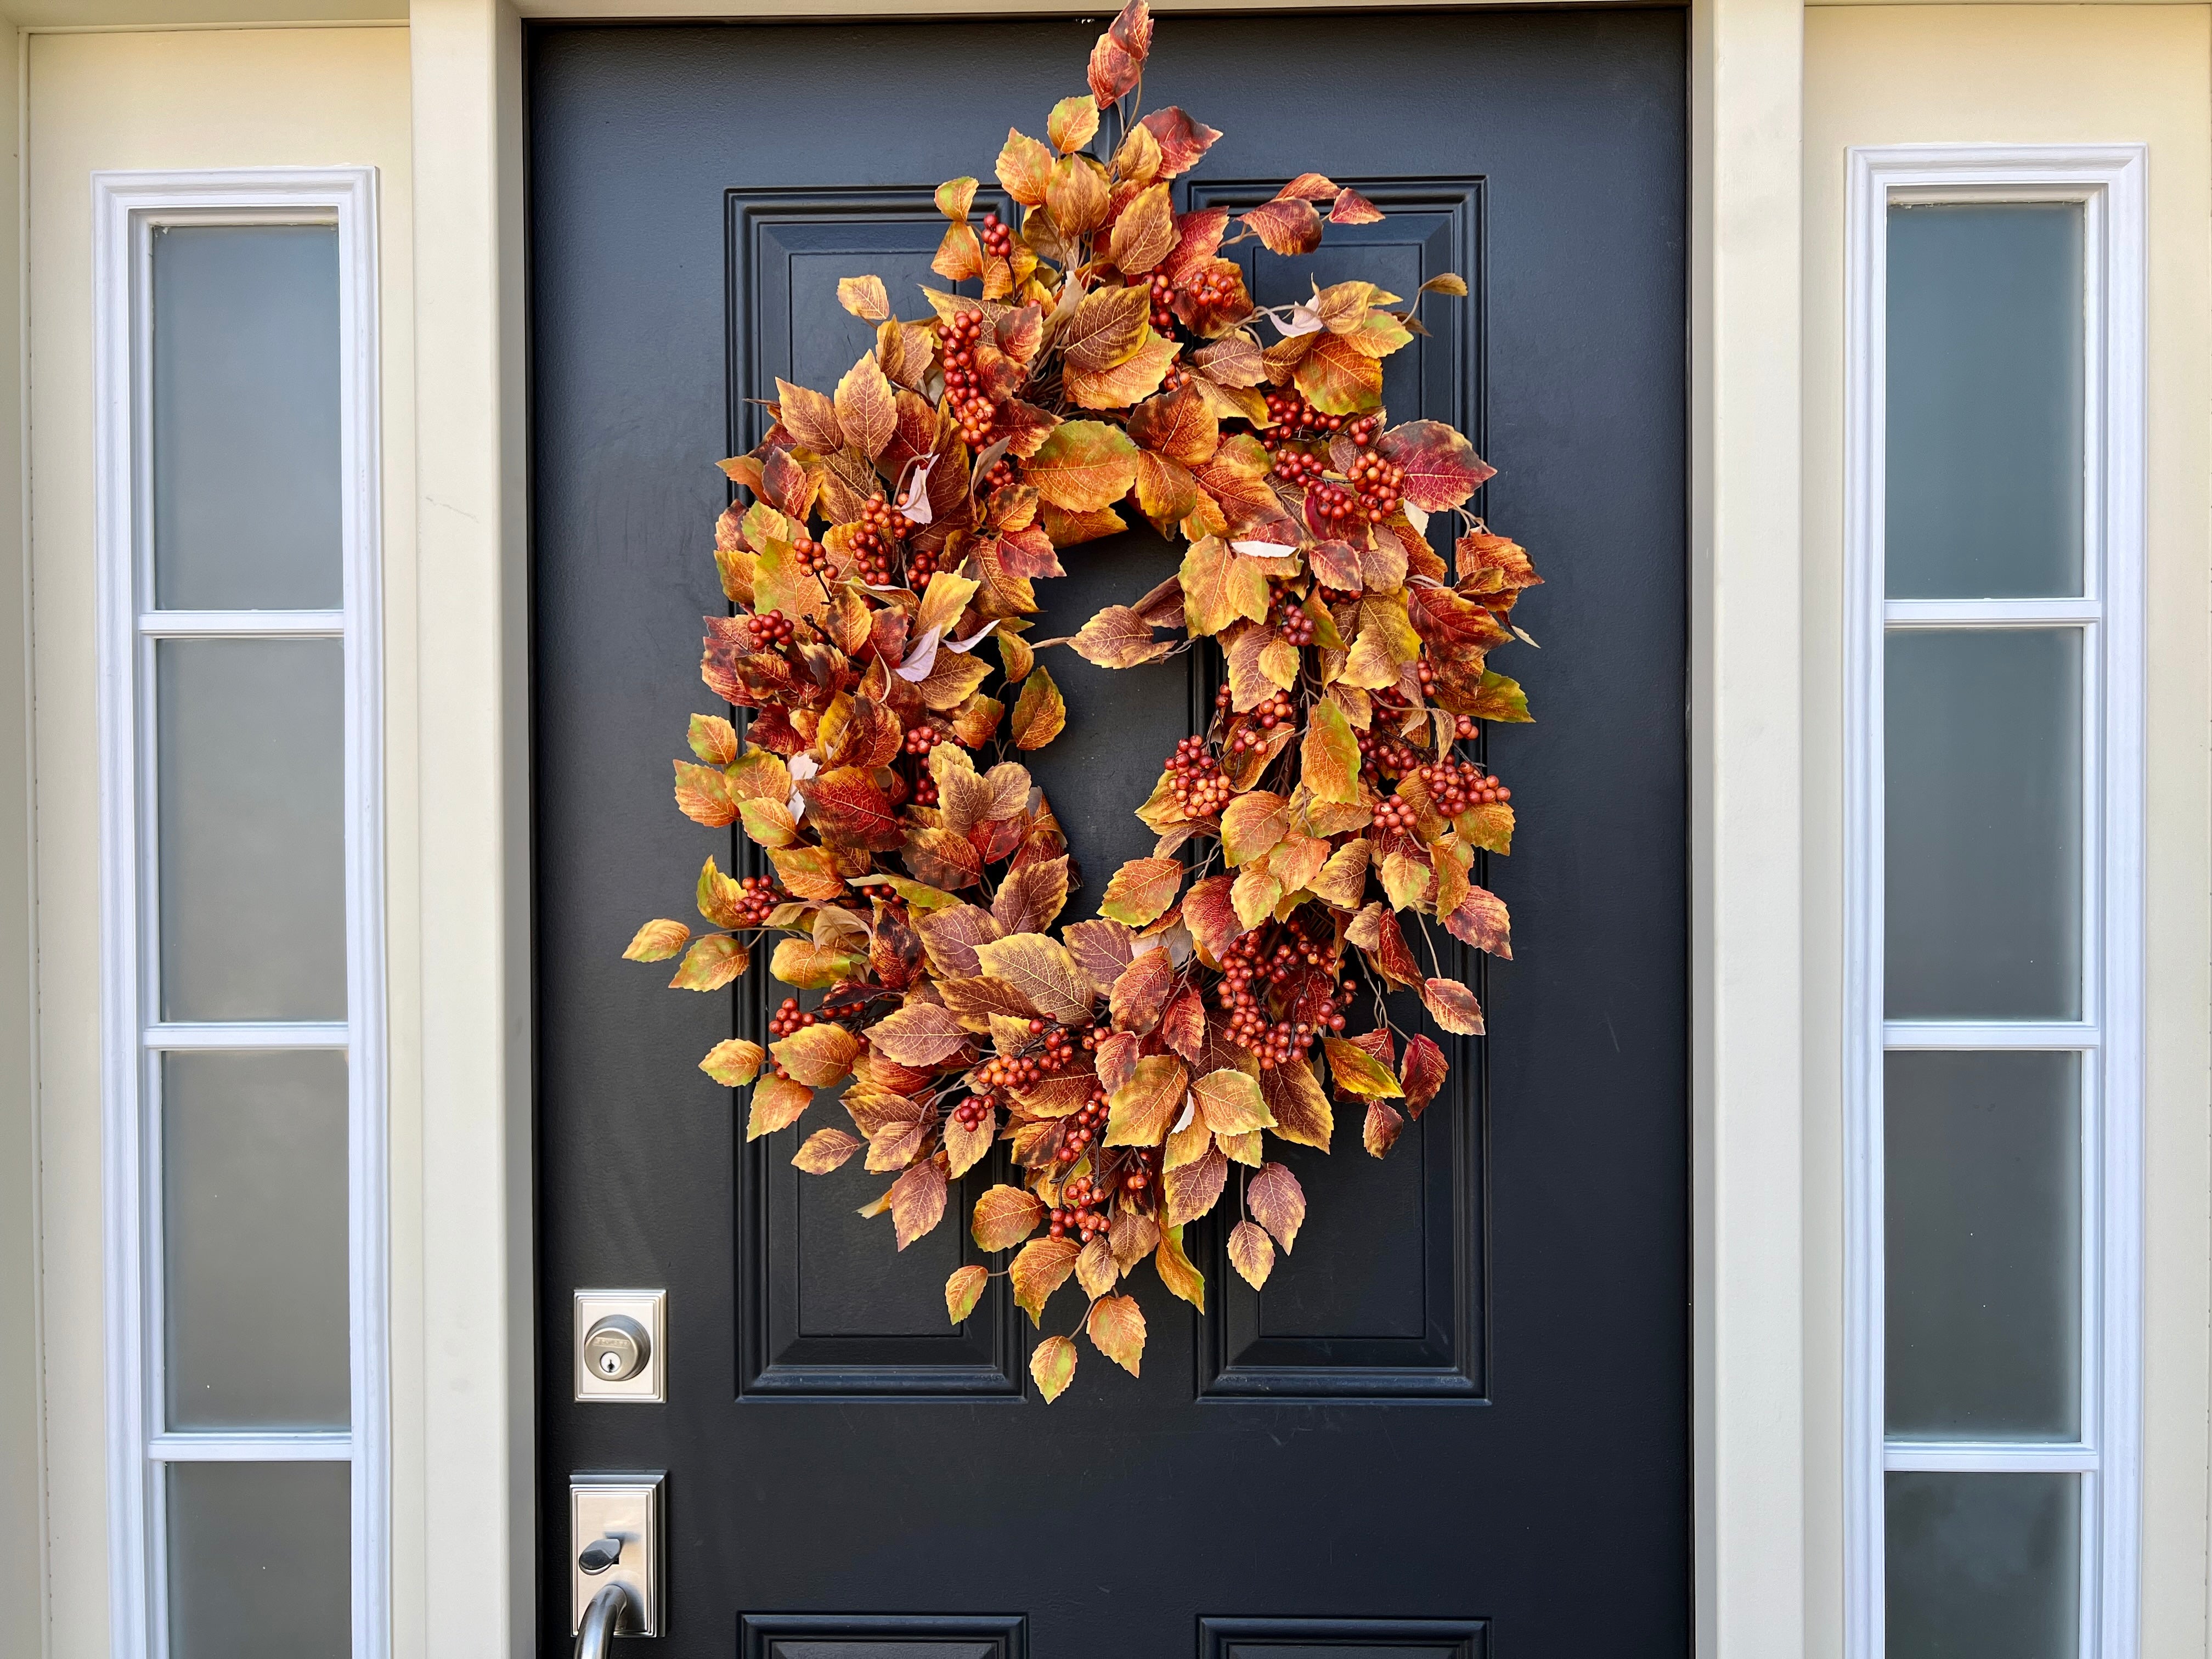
[
  {"xmin": 1260, "ymin": 1059, "xmax": 1334, "ymax": 1150},
  {"xmin": 1110, "ymin": 947, "xmax": 1173, "ymax": 1034},
  {"xmin": 974, "ymin": 933, "xmax": 1095, "ymax": 1023},
  {"xmin": 1300, "ymin": 699, "xmax": 1362, "ymax": 805},
  {"xmin": 1109, "ymin": 182, "xmax": 1177, "ymax": 275},
  {"xmin": 1164, "ymin": 1144, "xmax": 1227, "ymax": 1224},
  {"xmin": 944, "ymin": 1104, "xmax": 994, "ymax": 1178},
  {"xmin": 670, "ymin": 934, "xmax": 749, "ymax": 991},
  {"xmin": 1047, "ymin": 153, "xmax": 1110, "ymax": 234},
  {"xmin": 1220, "ymin": 791, "xmax": 1290, "ymax": 867},
  {"xmin": 1194, "ymin": 1067, "xmax": 1273, "ymax": 1133},
  {"xmin": 1031, "ymin": 1333, "xmax": 1079, "ymax": 1401},
  {"xmin": 1471, "ymin": 670, "xmax": 1533, "ymax": 723},
  {"xmin": 1064, "ymin": 328, "xmax": 1178, "ymax": 409},
  {"xmin": 1099, "ymin": 856, "xmax": 1183, "ymax": 927},
  {"xmin": 1074, "ymin": 1235, "xmax": 1118, "ymax": 1302},
  {"xmin": 768, "ymin": 936, "xmax": 861, "ymax": 989},
  {"xmin": 747, "ymin": 1074, "xmax": 814, "ymax": 1140},
  {"xmin": 1420, "ymin": 975, "xmax": 1486, "ymax": 1036},
  {"xmin": 889, "ymin": 1158, "xmax": 949, "ymax": 1249},
  {"xmin": 916, "ymin": 904, "xmax": 1005, "ymax": 979},
  {"xmin": 1323, "ymin": 1034, "xmax": 1404, "ymax": 1098},
  {"xmin": 772, "ymin": 1022, "xmax": 863, "ymax": 1086},
  {"xmin": 1228, "ymin": 1220, "xmax": 1275, "ymax": 1289},
  {"xmin": 1012, "ymin": 1235, "xmax": 1081, "ymax": 1323},
  {"xmin": 935, "ymin": 175, "xmax": 978, "ymax": 222},
  {"xmin": 1086, "ymin": 1294, "xmax": 1147, "ymax": 1376},
  {"xmin": 1178, "ymin": 535, "xmax": 1269, "ymax": 637},
  {"xmin": 945, "ymin": 1263, "xmax": 989, "ymax": 1324},
  {"xmin": 673, "ymin": 761, "xmax": 737, "ymax": 827},
  {"xmin": 1154, "ymin": 1223, "xmax": 1205, "ymax": 1312},
  {"xmin": 866, "ymin": 1001, "xmax": 972, "ymax": 1066},
  {"xmin": 1248, "ymin": 1160, "xmax": 1307, "ymax": 1250},
  {"xmin": 1137, "ymin": 106, "xmax": 1221, "ymax": 176},
  {"xmin": 1181, "ymin": 873, "xmax": 1245, "ymax": 960},
  {"xmin": 1363, "ymin": 1098, "xmax": 1406, "ymax": 1157},
  {"xmin": 1047, "ymin": 93, "xmax": 1100, "ymax": 154},
  {"xmin": 700, "ymin": 1037, "xmax": 765, "ymax": 1087},
  {"xmin": 1294, "ymin": 332, "xmax": 1384, "ymax": 415},
  {"xmin": 972, "ymin": 1183, "xmax": 1045, "ymax": 1250},
  {"xmin": 624, "ymin": 918, "xmax": 690, "ymax": 963},
  {"xmin": 833, "ymin": 352, "xmax": 898, "ymax": 460},
  {"xmin": 993, "ymin": 855, "xmax": 1070, "ymax": 935},
  {"xmin": 837, "ymin": 274, "xmax": 890, "ymax": 321},
  {"xmin": 1380, "ymin": 850, "xmax": 1430, "ymax": 913},
  {"xmin": 1377, "ymin": 419, "xmax": 1497, "ymax": 511},
  {"xmin": 997, "ymin": 128, "xmax": 1054, "ymax": 205},
  {"xmin": 1070, "ymin": 604, "xmax": 1171, "ymax": 668},
  {"xmin": 904, "ymin": 827, "xmax": 985, "ymax": 892},
  {"xmin": 1028, "ymin": 420, "xmax": 1138, "ymax": 512},
  {"xmin": 1401, "ymin": 1032, "xmax": 1449, "ymax": 1115},
  {"xmin": 1010, "ymin": 666, "xmax": 1066, "ymax": 751},
  {"xmin": 725, "ymin": 746, "xmax": 792, "ymax": 803},
  {"xmin": 1460, "ymin": 800, "xmax": 1514, "ymax": 856},
  {"xmin": 793, "ymin": 1126, "xmax": 862, "ymax": 1173},
  {"xmin": 1105, "ymin": 1053, "xmax": 1187, "ymax": 1145},
  {"xmin": 773, "ymin": 377, "xmax": 843, "ymax": 454},
  {"xmin": 1241, "ymin": 195, "xmax": 1323, "ymax": 256},
  {"xmin": 1442, "ymin": 884, "xmax": 1513, "ymax": 958},
  {"xmin": 1085, "ymin": 0, "xmax": 1149, "ymax": 105}
]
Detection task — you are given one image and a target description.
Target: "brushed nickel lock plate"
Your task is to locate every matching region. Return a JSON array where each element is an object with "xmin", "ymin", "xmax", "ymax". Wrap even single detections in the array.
[
  {"xmin": 574, "ymin": 1289, "xmax": 667, "ymax": 1402},
  {"xmin": 571, "ymin": 1471, "xmax": 664, "ymax": 1637}
]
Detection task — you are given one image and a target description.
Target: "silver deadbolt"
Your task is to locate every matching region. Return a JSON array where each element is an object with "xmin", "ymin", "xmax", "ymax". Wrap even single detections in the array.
[{"xmin": 584, "ymin": 1314, "xmax": 650, "ymax": 1381}]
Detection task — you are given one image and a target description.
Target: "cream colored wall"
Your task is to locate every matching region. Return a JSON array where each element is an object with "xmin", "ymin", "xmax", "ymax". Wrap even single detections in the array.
[
  {"xmin": 1802, "ymin": 9, "xmax": 2212, "ymax": 1655},
  {"xmin": 23, "ymin": 26, "xmax": 417, "ymax": 1659}
]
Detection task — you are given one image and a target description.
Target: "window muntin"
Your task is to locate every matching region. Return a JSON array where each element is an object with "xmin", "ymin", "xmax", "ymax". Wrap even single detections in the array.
[
  {"xmin": 1847, "ymin": 148, "xmax": 2144, "ymax": 1659},
  {"xmin": 98, "ymin": 172, "xmax": 385, "ymax": 1659}
]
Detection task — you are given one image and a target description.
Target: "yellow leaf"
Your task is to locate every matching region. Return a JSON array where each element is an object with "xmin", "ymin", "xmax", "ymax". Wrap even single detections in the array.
[
  {"xmin": 1011, "ymin": 1236, "xmax": 1081, "ymax": 1324},
  {"xmin": 1220, "ymin": 791, "xmax": 1290, "ymax": 867},
  {"xmin": 972, "ymin": 1183, "xmax": 1045, "ymax": 1251},
  {"xmin": 1300, "ymin": 699, "xmax": 1362, "ymax": 805},
  {"xmin": 1153, "ymin": 1223, "xmax": 1205, "ymax": 1312},
  {"xmin": 1193, "ymin": 1067, "xmax": 1273, "ymax": 1133},
  {"xmin": 1323, "ymin": 1034, "xmax": 1405, "ymax": 1098},
  {"xmin": 1010, "ymin": 665, "xmax": 1066, "ymax": 750},
  {"xmin": 1380, "ymin": 849, "xmax": 1431, "ymax": 912},
  {"xmin": 1178, "ymin": 535, "xmax": 1269, "ymax": 637},
  {"xmin": 1099, "ymin": 857, "xmax": 1183, "ymax": 927},
  {"xmin": 1228, "ymin": 1219, "xmax": 1276, "ymax": 1289},
  {"xmin": 837, "ymin": 274, "xmax": 890, "ymax": 321},
  {"xmin": 1030, "ymin": 1332, "xmax": 1079, "ymax": 1401},
  {"xmin": 699, "ymin": 1037, "xmax": 764, "ymax": 1087},
  {"xmin": 623, "ymin": 918, "xmax": 690, "ymax": 963},
  {"xmin": 945, "ymin": 1263, "xmax": 989, "ymax": 1324},
  {"xmin": 1064, "ymin": 328, "xmax": 1177, "ymax": 410},
  {"xmin": 768, "ymin": 937, "xmax": 861, "ymax": 989},
  {"xmin": 1086, "ymin": 1294, "xmax": 1147, "ymax": 1376},
  {"xmin": 1047, "ymin": 93, "xmax": 1099, "ymax": 153},
  {"xmin": 1105, "ymin": 1053, "xmax": 1187, "ymax": 1146}
]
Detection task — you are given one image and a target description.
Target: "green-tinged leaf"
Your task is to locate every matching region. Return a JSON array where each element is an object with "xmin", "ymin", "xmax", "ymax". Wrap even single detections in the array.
[
  {"xmin": 1030, "ymin": 1333, "xmax": 1079, "ymax": 1401},
  {"xmin": 1220, "ymin": 791, "xmax": 1290, "ymax": 867},
  {"xmin": 623, "ymin": 918, "xmax": 690, "ymax": 963},
  {"xmin": 699, "ymin": 1037, "xmax": 765, "ymax": 1087},
  {"xmin": 1458, "ymin": 800, "xmax": 1515, "ymax": 856},
  {"xmin": 1011, "ymin": 1236, "xmax": 1081, "ymax": 1324},
  {"xmin": 1086, "ymin": 1294, "xmax": 1147, "ymax": 1376},
  {"xmin": 1193, "ymin": 1067, "xmax": 1273, "ymax": 1133},
  {"xmin": 670, "ymin": 934, "xmax": 750, "ymax": 991},
  {"xmin": 738, "ymin": 797, "xmax": 800, "ymax": 849},
  {"xmin": 1028, "ymin": 421, "xmax": 1139, "ymax": 514},
  {"xmin": 1471, "ymin": 670, "xmax": 1533, "ymax": 723},
  {"xmin": 673, "ymin": 761, "xmax": 737, "ymax": 827},
  {"xmin": 1099, "ymin": 856, "xmax": 1183, "ymax": 926},
  {"xmin": 1105, "ymin": 1053, "xmax": 1187, "ymax": 1146},
  {"xmin": 972, "ymin": 1183, "xmax": 1046, "ymax": 1251},
  {"xmin": 687, "ymin": 712, "xmax": 739, "ymax": 764},
  {"xmin": 1323, "ymin": 1034, "xmax": 1405, "ymax": 1097},
  {"xmin": 935, "ymin": 175, "xmax": 978, "ymax": 221},
  {"xmin": 768, "ymin": 937, "xmax": 862, "ymax": 989},
  {"xmin": 945, "ymin": 1262, "xmax": 989, "ymax": 1324},
  {"xmin": 1076, "ymin": 1235, "xmax": 1119, "ymax": 1301}
]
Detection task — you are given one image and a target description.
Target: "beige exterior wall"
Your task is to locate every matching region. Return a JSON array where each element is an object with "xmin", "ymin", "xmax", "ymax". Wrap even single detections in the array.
[
  {"xmin": 1801, "ymin": 8, "xmax": 2212, "ymax": 1654},
  {"xmin": 20, "ymin": 26, "xmax": 417, "ymax": 1658}
]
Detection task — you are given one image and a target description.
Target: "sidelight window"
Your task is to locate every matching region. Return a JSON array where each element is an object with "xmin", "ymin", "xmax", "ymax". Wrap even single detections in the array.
[
  {"xmin": 95, "ymin": 171, "xmax": 385, "ymax": 1659},
  {"xmin": 1845, "ymin": 147, "xmax": 2144, "ymax": 1658}
]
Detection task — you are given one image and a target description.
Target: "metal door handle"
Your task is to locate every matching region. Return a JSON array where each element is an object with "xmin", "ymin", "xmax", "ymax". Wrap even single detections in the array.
[{"xmin": 575, "ymin": 1581, "xmax": 634, "ymax": 1659}]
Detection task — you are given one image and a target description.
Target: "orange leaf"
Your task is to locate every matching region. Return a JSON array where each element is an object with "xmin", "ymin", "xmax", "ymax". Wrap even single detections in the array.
[
  {"xmin": 746, "ymin": 1074, "xmax": 813, "ymax": 1141},
  {"xmin": 1178, "ymin": 535, "xmax": 1269, "ymax": 637},
  {"xmin": 1363, "ymin": 1098, "xmax": 1406, "ymax": 1157},
  {"xmin": 1193, "ymin": 1068, "xmax": 1273, "ymax": 1133},
  {"xmin": 1109, "ymin": 948, "xmax": 1173, "ymax": 1034},
  {"xmin": 1099, "ymin": 857, "xmax": 1183, "ymax": 927},
  {"xmin": 1066, "ymin": 328, "xmax": 1177, "ymax": 410},
  {"xmin": 1070, "ymin": 604, "xmax": 1171, "ymax": 669},
  {"xmin": 1240, "ymin": 196, "xmax": 1323, "ymax": 256},
  {"xmin": 1105, "ymin": 1053, "xmax": 1187, "ymax": 1146},
  {"xmin": 1228, "ymin": 1219, "xmax": 1275, "ymax": 1289},
  {"xmin": 1030, "ymin": 1332, "xmax": 1079, "ymax": 1400},
  {"xmin": 699, "ymin": 1037, "xmax": 764, "ymax": 1087},
  {"xmin": 888, "ymin": 1158, "xmax": 949, "ymax": 1249},
  {"xmin": 1260, "ymin": 1058, "xmax": 1334, "ymax": 1150},
  {"xmin": 993, "ymin": 854, "xmax": 1070, "ymax": 935},
  {"xmin": 974, "ymin": 933, "xmax": 1096, "ymax": 1023},
  {"xmin": 837, "ymin": 274, "xmax": 890, "ymax": 321},
  {"xmin": 1136, "ymin": 106, "xmax": 1221, "ymax": 177},
  {"xmin": 1059, "ymin": 284, "xmax": 1152, "ymax": 374},
  {"xmin": 670, "ymin": 934, "xmax": 750, "ymax": 991},
  {"xmin": 1293, "ymin": 332, "xmax": 1384, "ymax": 415},
  {"xmin": 1153, "ymin": 1223, "xmax": 1205, "ymax": 1311},
  {"xmin": 1086, "ymin": 1293, "xmax": 1147, "ymax": 1376},
  {"xmin": 1220, "ymin": 791, "xmax": 1290, "ymax": 867},
  {"xmin": 623, "ymin": 918, "xmax": 691, "ymax": 963},
  {"xmin": 1377, "ymin": 419, "xmax": 1496, "ymax": 512},
  {"xmin": 771, "ymin": 1022, "xmax": 863, "ymax": 1087},
  {"xmin": 772, "ymin": 377, "xmax": 843, "ymax": 454},
  {"xmin": 866, "ymin": 1002, "xmax": 972, "ymax": 1067},
  {"xmin": 833, "ymin": 351, "xmax": 898, "ymax": 460},
  {"xmin": 1164, "ymin": 1143, "xmax": 1227, "ymax": 1224},
  {"xmin": 1420, "ymin": 975, "xmax": 1486, "ymax": 1036},
  {"xmin": 793, "ymin": 1126, "xmax": 862, "ymax": 1173},
  {"xmin": 1027, "ymin": 420, "xmax": 1138, "ymax": 513},
  {"xmin": 1248, "ymin": 1160, "xmax": 1306, "ymax": 1250},
  {"xmin": 945, "ymin": 1263, "xmax": 989, "ymax": 1324},
  {"xmin": 673, "ymin": 761, "xmax": 736, "ymax": 827},
  {"xmin": 1300, "ymin": 699, "xmax": 1362, "ymax": 806},
  {"xmin": 1046, "ymin": 153, "xmax": 1110, "ymax": 234},
  {"xmin": 1011, "ymin": 1235, "xmax": 1081, "ymax": 1323},
  {"xmin": 1108, "ymin": 183, "xmax": 1177, "ymax": 276},
  {"xmin": 972, "ymin": 1183, "xmax": 1045, "ymax": 1251},
  {"xmin": 997, "ymin": 127, "xmax": 1054, "ymax": 206},
  {"xmin": 1047, "ymin": 93, "xmax": 1100, "ymax": 154},
  {"xmin": 1442, "ymin": 884, "xmax": 1513, "ymax": 959},
  {"xmin": 1009, "ymin": 666, "xmax": 1066, "ymax": 751}
]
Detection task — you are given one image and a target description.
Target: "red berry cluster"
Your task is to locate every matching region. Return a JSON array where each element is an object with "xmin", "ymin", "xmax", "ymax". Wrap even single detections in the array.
[
  {"xmin": 1372, "ymin": 793, "xmax": 1417, "ymax": 835},
  {"xmin": 980, "ymin": 210, "xmax": 1014, "ymax": 262},
  {"xmin": 1186, "ymin": 266, "xmax": 1238, "ymax": 319},
  {"xmin": 1165, "ymin": 736, "xmax": 1232, "ymax": 818},
  {"xmin": 1217, "ymin": 920, "xmax": 1355, "ymax": 1067},
  {"xmin": 941, "ymin": 309, "xmax": 994, "ymax": 448},
  {"xmin": 1272, "ymin": 447, "xmax": 1327, "ymax": 487},
  {"xmin": 1147, "ymin": 271, "xmax": 1177, "ymax": 332},
  {"xmin": 1263, "ymin": 389, "xmax": 1344, "ymax": 437},
  {"xmin": 980, "ymin": 456, "xmax": 1017, "ymax": 494},
  {"xmin": 790, "ymin": 534, "xmax": 830, "ymax": 574},
  {"xmin": 1047, "ymin": 1175, "xmax": 1109, "ymax": 1243},
  {"xmin": 1345, "ymin": 449, "xmax": 1406, "ymax": 522},
  {"xmin": 910, "ymin": 770, "xmax": 940, "ymax": 808},
  {"xmin": 903, "ymin": 722, "xmax": 944, "ymax": 758},
  {"xmin": 1357, "ymin": 727, "xmax": 1419, "ymax": 780},
  {"xmin": 1053, "ymin": 1090, "xmax": 1110, "ymax": 1165},
  {"xmin": 1417, "ymin": 759, "xmax": 1510, "ymax": 816},
  {"xmin": 852, "ymin": 496, "xmax": 906, "ymax": 586},
  {"xmin": 1268, "ymin": 587, "xmax": 1317, "ymax": 646},
  {"xmin": 952, "ymin": 1096, "xmax": 992, "ymax": 1131},
  {"xmin": 1229, "ymin": 692, "xmax": 1295, "ymax": 753},
  {"xmin": 1159, "ymin": 361, "xmax": 1189, "ymax": 394},
  {"xmin": 727, "ymin": 873, "xmax": 781, "ymax": 927},
  {"xmin": 769, "ymin": 996, "xmax": 817, "ymax": 1040},
  {"xmin": 1119, "ymin": 1148, "xmax": 1158, "ymax": 1196},
  {"xmin": 1452, "ymin": 711, "xmax": 1481, "ymax": 742},
  {"xmin": 743, "ymin": 608, "xmax": 797, "ymax": 652}
]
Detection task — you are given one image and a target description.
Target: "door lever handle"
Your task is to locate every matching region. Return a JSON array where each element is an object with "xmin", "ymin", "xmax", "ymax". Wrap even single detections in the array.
[{"xmin": 575, "ymin": 1582, "xmax": 634, "ymax": 1659}]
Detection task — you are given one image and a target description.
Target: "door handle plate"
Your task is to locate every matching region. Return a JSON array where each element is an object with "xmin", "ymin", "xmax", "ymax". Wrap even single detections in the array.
[{"xmin": 571, "ymin": 1471, "xmax": 664, "ymax": 1637}]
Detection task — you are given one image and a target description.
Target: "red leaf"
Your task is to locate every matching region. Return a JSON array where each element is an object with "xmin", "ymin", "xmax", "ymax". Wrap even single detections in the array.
[
  {"xmin": 1181, "ymin": 873, "xmax": 1246, "ymax": 961},
  {"xmin": 1240, "ymin": 197, "xmax": 1323, "ymax": 257},
  {"xmin": 1375, "ymin": 419, "xmax": 1497, "ymax": 512},
  {"xmin": 1442, "ymin": 884, "xmax": 1513, "ymax": 959},
  {"xmin": 1401, "ymin": 1034, "xmax": 1449, "ymax": 1117},
  {"xmin": 1137, "ymin": 107, "xmax": 1222, "ymax": 177},
  {"xmin": 1329, "ymin": 187, "xmax": 1385, "ymax": 225}
]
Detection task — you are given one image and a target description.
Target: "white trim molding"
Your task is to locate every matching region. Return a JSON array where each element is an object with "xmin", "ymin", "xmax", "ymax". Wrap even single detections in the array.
[
  {"xmin": 93, "ymin": 166, "xmax": 386, "ymax": 1659},
  {"xmin": 1843, "ymin": 142, "xmax": 2146, "ymax": 1659}
]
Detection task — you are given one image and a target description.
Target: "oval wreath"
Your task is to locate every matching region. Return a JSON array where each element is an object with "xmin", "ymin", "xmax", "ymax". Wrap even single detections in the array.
[{"xmin": 624, "ymin": 1, "xmax": 1540, "ymax": 1400}]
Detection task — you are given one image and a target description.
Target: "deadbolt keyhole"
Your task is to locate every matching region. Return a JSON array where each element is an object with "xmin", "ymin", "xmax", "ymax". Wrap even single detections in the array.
[{"xmin": 582, "ymin": 1313, "xmax": 650, "ymax": 1383}]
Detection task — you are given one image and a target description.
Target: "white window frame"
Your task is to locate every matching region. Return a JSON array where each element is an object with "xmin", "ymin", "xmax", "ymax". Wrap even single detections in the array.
[
  {"xmin": 1843, "ymin": 143, "xmax": 2146, "ymax": 1659},
  {"xmin": 93, "ymin": 167, "xmax": 386, "ymax": 1659}
]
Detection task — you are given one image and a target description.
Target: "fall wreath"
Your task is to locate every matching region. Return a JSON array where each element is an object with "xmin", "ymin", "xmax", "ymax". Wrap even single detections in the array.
[{"xmin": 624, "ymin": 2, "xmax": 1539, "ymax": 1400}]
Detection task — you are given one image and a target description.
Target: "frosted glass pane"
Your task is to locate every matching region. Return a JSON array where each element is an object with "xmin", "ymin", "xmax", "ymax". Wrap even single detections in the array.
[
  {"xmin": 163, "ymin": 1052, "xmax": 348, "ymax": 1429},
  {"xmin": 1886, "ymin": 629, "xmax": 2081, "ymax": 1020},
  {"xmin": 1885, "ymin": 1051, "xmax": 2080, "ymax": 1439},
  {"xmin": 152, "ymin": 224, "xmax": 342, "ymax": 610},
  {"xmin": 1887, "ymin": 202, "xmax": 2084, "ymax": 599},
  {"xmin": 1887, "ymin": 1472, "xmax": 2078, "ymax": 1659},
  {"xmin": 157, "ymin": 640, "xmax": 346, "ymax": 1021},
  {"xmin": 168, "ymin": 1462, "xmax": 349, "ymax": 1659}
]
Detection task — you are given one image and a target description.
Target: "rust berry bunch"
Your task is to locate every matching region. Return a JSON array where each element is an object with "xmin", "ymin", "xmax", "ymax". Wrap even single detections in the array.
[{"xmin": 622, "ymin": 1, "xmax": 1541, "ymax": 1401}]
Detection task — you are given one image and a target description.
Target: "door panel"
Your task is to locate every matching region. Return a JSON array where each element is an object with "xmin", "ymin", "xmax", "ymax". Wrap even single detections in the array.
[{"xmin": 532, "ymin": 13, "xmax": 1686, "ymax": 1655}]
